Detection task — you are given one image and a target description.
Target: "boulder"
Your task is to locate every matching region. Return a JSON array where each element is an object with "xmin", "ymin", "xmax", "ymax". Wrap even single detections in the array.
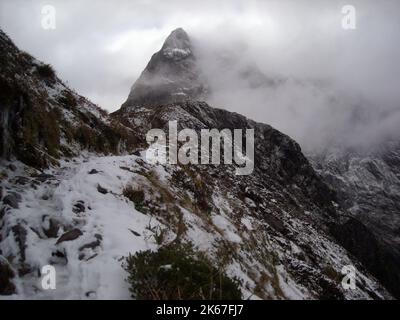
[
  {"xmin": 97, "ymin": 184, "xmax": 108, "ymax": 194},
  {"xmin": 56, "ymin": 228, "xmax": 83, "ymax": 244},
  {"xmin": 42, "ymin": 216, "xmax": 61, "ymax": 238},
  {"xmin": 12, "ymin": 224, "xmax": 27, "ymax": 261},
  {"xmin": 3, "ymin": 193, "xmax": 22, "ymax": 209}
]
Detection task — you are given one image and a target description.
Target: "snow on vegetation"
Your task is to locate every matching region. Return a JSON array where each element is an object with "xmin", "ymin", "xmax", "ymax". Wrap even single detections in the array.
[{"xmin": 0, "ymin": 151, "xmax": 391, "ymax": 300}]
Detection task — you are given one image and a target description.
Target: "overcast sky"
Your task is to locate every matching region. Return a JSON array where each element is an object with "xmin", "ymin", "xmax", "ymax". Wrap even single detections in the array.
[{"xmin": 1, "ymin": 0, "xmax": 399, "ymax": 150}]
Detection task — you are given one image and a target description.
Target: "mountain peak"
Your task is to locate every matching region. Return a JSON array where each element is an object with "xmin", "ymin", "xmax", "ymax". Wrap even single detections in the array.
[
  {"xmin": 163, "ymin": 28, "xmax": 189, "ymax": 47},
  {"xmin": 118, "ymin": 28, "xmax": 206, "ymax": 110},
  {"xmin": 161, "ymin": 28, "xmax": 192, "ymax": 61}
]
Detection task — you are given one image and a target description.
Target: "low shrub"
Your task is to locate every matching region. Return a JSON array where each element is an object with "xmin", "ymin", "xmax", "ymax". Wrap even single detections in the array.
[
  {"xmin": 58, "ymin": 90, "xmax": 77, "ymax": 109},
  {"xmin": 36, "ymin": 64, "xmax": 56, "ymax": 80},
  {"xmin": 124, "ymin": 243, "xmax": 242, "ymax": 300},
  {"xmin": 123, "ymin": 185, "xmax": 145, "ymax": 212}
]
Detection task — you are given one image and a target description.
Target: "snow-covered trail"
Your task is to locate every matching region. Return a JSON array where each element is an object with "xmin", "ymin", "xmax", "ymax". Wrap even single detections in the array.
[
  {"xmin": 1, "ymin": 155, "xmax": 161, "ymax": 299},
  {"xmin": 1, "ymin": 154, "xmax": 393, "ymax": 300}
]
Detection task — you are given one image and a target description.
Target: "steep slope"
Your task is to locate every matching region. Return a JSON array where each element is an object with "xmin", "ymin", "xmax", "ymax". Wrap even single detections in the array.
[
  {"xmin": 120, "ymin": 28, "xmax": 207, "ymax": 110},
  {"xmin": 113, "ymin": 28, "xmax": 396, "ymax": 298},
  {"xmin": 0, "ymin": 29, "xmax": 138, "ymax": 169},
  {"xmin": 310, "ymin": 142, "xmax": 400, "ymax": 297},
  {"xmin": 0, "ymin": 103, "xmax": 392, "ymax": 299},
  {"xmin": 113, "ymin": 98, "xmax": 393, "ymax": 299},
  {"xmin": 118, "ymin": 27, "xmax": 400, "ymax": 299},
  {"xmin": 0, "ymin": 28, "xmax": 394, "ymax": 299}
]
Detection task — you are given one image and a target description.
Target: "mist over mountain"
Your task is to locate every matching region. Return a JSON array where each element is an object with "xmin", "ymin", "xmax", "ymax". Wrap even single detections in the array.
[
  {"xmin": 1, "ymin": 0, "xmax": 400, "ymax": 302},
  {"xmin": 189, "ymin": 19, "xmax": 400, "ymax": 152},
  {"xmin": 2, "ymin": 0, "xmax": 399, "ymax": 152}
]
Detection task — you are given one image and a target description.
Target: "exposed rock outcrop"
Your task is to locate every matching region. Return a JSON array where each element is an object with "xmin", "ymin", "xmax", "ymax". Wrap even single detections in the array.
[{"xmin": 120, "ymin": 28, "xmax": 207, "ymax": 110}]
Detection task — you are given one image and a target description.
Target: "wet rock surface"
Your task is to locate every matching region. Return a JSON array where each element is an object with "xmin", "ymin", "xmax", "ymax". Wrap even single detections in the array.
[
  {"xmin": 3, "ymin": 192, "xmax": 21, "ymax": 209},
  {"xmin": 56, "ymin": 228, "xmax": 83, "ymax": 245}
]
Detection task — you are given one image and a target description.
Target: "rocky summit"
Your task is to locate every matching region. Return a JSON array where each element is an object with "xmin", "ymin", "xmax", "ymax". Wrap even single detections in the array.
[{"xmin": 120, "ymin": 28, "xmax": 207, "ymax": 110}]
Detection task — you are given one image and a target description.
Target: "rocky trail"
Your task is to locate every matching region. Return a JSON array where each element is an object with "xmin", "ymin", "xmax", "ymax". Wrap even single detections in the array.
[{"xmin": 1, "ymin": 155, "xmax": 162, "ymax": 299}]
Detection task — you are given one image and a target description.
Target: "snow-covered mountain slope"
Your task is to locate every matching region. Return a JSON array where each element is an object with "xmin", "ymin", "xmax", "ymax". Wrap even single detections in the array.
[
  {"xmin": 309, "ymin": 142, "xmax": 400, "ymax": 298},
  {"xmin": 0, "ymin": 155, "xmax": 163, "ymax": 299},
  {"xmin": 113, "ymin": 99, "xmax": 395, "ymax": 299},
  {"xmin": 120, "ymin": 28, "xmax": 207, "ymax": 110},
  {"xmin": 0, "ymin": 27, "xmax": 395, "ymax": 299},
  {"xmin": 0, "ymin": 29, "xmax": 138, "ymax": 169},
  {"xmin": 0, "ymin": 150, "xmax": 392, "ymax": 299}
]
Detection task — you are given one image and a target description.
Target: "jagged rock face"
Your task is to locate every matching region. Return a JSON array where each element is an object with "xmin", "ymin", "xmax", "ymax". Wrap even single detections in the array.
[
  {"xmin": 120, "ymin": 28, "xmax": 207, "ymax": 110},
  {"xmin": 113, "ymin": 28, "xmax": 400, "ymax": 299},
  {"xmin": 116, "ymin": 100, "xmax": 336, "ymax": 217},
  {"xmin": 309, "ymin": 142, "xmax": 400, "ymax": 298},
  {"xmin": 0, "ymin": 29, "xmax": 138, "ymax": 169},
  {"xmin": 112, "ymin": 100, "xmax": 394, "ymax": 299}
]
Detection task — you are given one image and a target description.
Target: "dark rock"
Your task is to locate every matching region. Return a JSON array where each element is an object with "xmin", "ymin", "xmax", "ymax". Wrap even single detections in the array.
[
  {"xmin": 50, "ymin": 249, "xmax": 68, "ymax": 265},
  {"xmin": 42, "ymin": 216, "xmax": 60, "ymax": 238},
  {"xmin": 0, "ymin": 256, "xmax": 16, "ymax": 295},
  {"xmin": 7, "ymin": 164, "xmax": 16, "ymax": 171},
  {"xmin": 14, "ymin": 176, "xmax": 30, "ymax": 185},
  {"xmin": 88, "ymin": 169, "xmax": 99, "ymax": 174},
  {"xmin": 56, "ymin": 228, "xmax": 83, "ymax": 244},
  {"xmin": 79, "ymin": 234, "xmax": 102, "ymax": 260},
  {"xmin": 29, "ymin": 227, "xmax": 44, "ymax": 239},
  {"xmin": 34, "ymin": 173, "xmax": 55, "ymax": 182},
  {"xmin": 18, "ymin": 263, "xmax": 32, "ymax": 276},
  {"xmin": 79, "ymin": 238, "xmax": 101, "ymax": 251},
  {"xmin": 94, "ymin": 233, "xmax": 102, "ymax": 240},
  {"xmin": 85, "ymin": 291, "xmax": 97, "ymax": 298},
  {"xmin": 331, "ymin": 217, "xmax": 400, "ymax": 299},
  {"xmin": 12, "ymin": 224, "xmax": 27, "ymax": 261},
  {"xmin": 263, "ymin": 213, "xmax": 287, "ymax": 235},
  {"xmin": 72, "ymin": 201, "xmax": 85, "ymax": 214},
  {"xmin": 311, "ymin": 143, "xmax": 400, "ymax": 299},
  {"xmin": 129, "ymin": 229, "xmax": 141, "ymax": 237},
  {"xmin": 0, "ymin": 206, "xmax": 7, "ymax": 220},
  {"xmin": 85, "ymin": 253, "xmax": 97, "ymax": 261},
  {"xmin": 52, "ymin": 250, "xmax": 66, "ymax": 258},
  {"xmin": 317, "ymin": 277, "xmax": 345, "ymax": 300},
  {"xmin": 97, "ymin": 184, "xmax": 108, "ymax": 194},
  {"xmin": 3, "ymin": 193, "xmax": 22, "ymax": 209}
]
